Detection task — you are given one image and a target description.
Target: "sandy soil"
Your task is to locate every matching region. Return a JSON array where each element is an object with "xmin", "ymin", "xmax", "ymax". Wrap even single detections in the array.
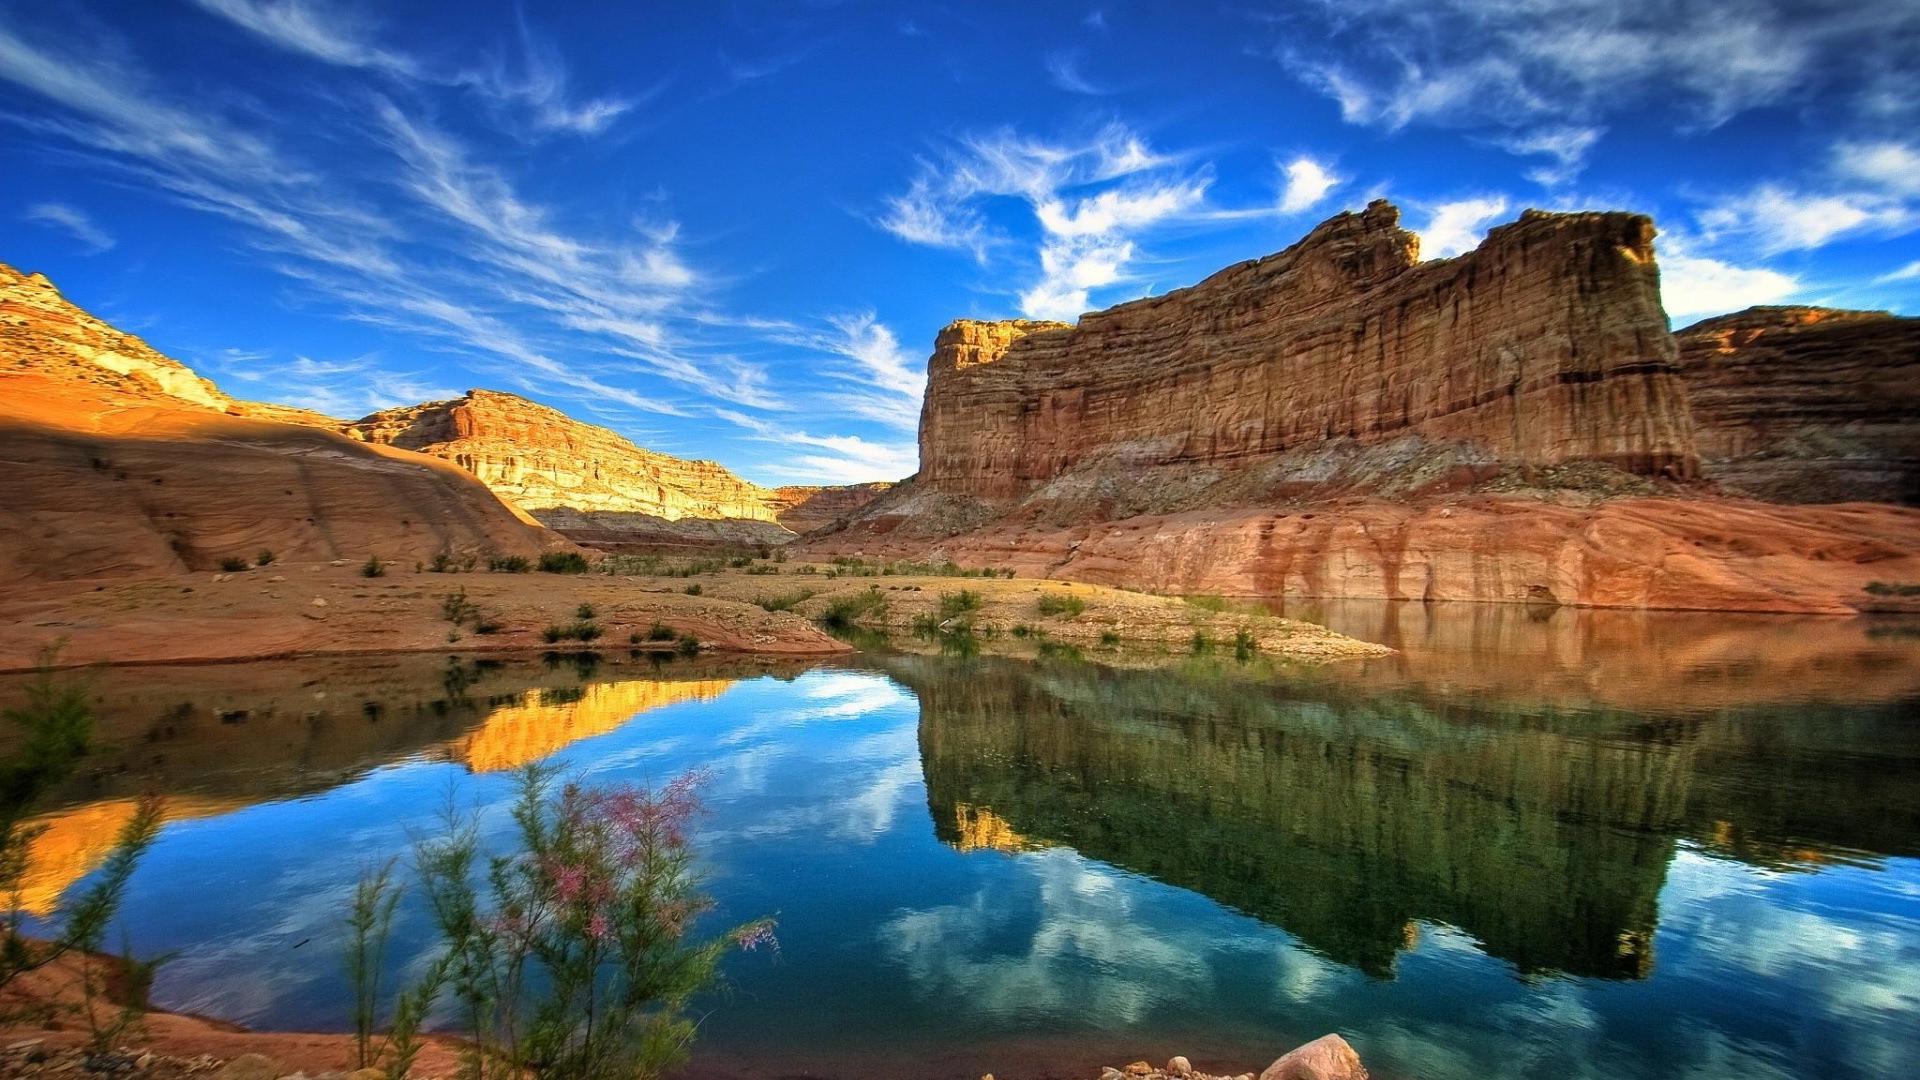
[{"xmin": 0, "ymin": 558, "xmax": 1389, "ymax": 674}]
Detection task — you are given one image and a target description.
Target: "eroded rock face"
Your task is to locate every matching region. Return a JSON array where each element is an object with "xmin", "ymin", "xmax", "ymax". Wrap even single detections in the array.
[
  {"xmin": 806, "ymin": 206, "xmax": 1920, "ymax": 612},
  {"xmin": 920, "ymin": 201, "xmax": 1696, "ymax": 503},
  {"xmin": 1678, "ymin": 306, "xmax": 1919, "ymax": 505},
  {"xmin": 769, "ymin": 482, "xmax": 893, "ymax": 533},
  {"xmin": 343, "ymin": 390, "xmax": 782, "ymax": 522},
  {"xmin": 0, "ymin": 265, "xmax": 565, "ymax": 586}
]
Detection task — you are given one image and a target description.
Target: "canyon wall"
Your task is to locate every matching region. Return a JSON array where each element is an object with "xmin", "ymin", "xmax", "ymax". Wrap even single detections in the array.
[
  {"xmin": 805, "ymin": 205, "xmax": 1920, "ymax": 612},
  {"xmin": 343, "ymin": 390, "xmax": 780, "ymax": 522},
  {"xmin": 0, "ymin": 264, "xmax": 566, "ymax": 586},
  {"xmin": 920, "ymin": 200, "xmax": 1696, "ymax": 503},
  {"xmin": 1677, "ymin": 306, "xmax": 1919, "ymax": 505}
]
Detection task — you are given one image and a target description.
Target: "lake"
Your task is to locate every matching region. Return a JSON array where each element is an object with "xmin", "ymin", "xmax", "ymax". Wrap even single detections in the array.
[{"xmin": 7, "ymin": 602, "xmax": 1919, "ymax": 1080}]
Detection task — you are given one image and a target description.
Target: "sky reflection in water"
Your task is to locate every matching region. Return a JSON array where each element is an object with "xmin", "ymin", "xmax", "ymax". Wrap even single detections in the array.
[{"xmin": 17, "ymin": 610, "xmax": 1920, "ymax": 1080}]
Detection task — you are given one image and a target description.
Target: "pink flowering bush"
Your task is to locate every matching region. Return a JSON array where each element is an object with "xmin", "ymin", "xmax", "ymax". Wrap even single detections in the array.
[{"xmin": 356, "ymin": 766, "xmax": 772, "ymax": 1080}]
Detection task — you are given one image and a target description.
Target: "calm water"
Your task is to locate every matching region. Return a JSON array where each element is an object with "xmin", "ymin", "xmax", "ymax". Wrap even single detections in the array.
[{"xmin": 6, "ymin": 604, "xmax": 1919, "ymax": 1080}]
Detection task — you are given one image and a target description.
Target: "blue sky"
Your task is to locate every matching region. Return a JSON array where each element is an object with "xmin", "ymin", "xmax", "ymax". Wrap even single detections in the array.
[{"xmin": 2, "ymin": 1, "xmax": 1916, "ymax": 485}]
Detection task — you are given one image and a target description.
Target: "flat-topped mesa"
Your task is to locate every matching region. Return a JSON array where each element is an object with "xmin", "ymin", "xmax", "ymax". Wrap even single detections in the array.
[
  {"xmin": 343, "ymin": 389, "xmax": 781, "ymax": 523},
  {"xmin": 1677, "ymin": 306, "xmax": 1919, "ymax": 505},
  {"xmin": 918, "ymin": 200, "xmax": 1696, "ymax": 502}
]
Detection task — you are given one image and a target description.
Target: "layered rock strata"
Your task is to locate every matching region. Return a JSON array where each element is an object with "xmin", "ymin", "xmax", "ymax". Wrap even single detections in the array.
[
  {"xmin": 1678, "ymin": 306, "xmax": 1919, "ymax": 505},
  {"xmin": 0, "ymin": 265, "xmax": 566, "ymax": 586},
  {"xmin": 806, "ymin": 205, "xmax": 1920, "ymax": 612},
  {"xmin": 920, "ymin": 200, "xmax": 1696, "ymax": 503},
  {"xmin": 341, "ymin": 391, "xmax": 892, "ymax": 544},
  {"xmin": 343, "ymin": 389, "xmax": 778, "ymax": 521}
]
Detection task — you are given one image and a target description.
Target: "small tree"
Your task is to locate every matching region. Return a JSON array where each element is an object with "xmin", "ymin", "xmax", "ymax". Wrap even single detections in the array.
[
  {"xmin": 364, "ymin": 767, "xmax": 771, "ymax": 1080},
  {"xmin": 1, "ymin": 647, "xmax": 164, "ymax": 1038}
]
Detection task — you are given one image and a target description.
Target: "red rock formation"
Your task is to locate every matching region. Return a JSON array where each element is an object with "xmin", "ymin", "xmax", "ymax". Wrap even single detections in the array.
[
  {"xmin": 920, "ymin": 201, "xmax": 1696, "ymax": 503},
  {"xmin": 343, "ymin": 389, "xmax": 781, "ymax": 522},
  {"xmin": 0, "ymin": 265, "xmax": 566, "ymax": 586},
  {"xmin": 769, "ymin": 482, "xmax": 892, "ymax": 533},
  {"xmin": 805, "ymin": 205, "xmax": 1920, "ymax": 613},
  {"xmin": 1678, "ymin": 306, "xmax": 1919, "ymax": 505}
]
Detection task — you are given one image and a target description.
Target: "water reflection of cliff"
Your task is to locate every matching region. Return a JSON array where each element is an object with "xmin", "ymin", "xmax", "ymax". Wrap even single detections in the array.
[
  {"xmin": 2, "ymin": 653, "xmax": 789, "ymax": 914},
  {"xmin": 895, "ymin": 649, "xmax": 1920, "ymax": 982}
]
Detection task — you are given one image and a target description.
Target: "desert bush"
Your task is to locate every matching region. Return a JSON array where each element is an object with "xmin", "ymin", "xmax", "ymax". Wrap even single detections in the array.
[
  {"xmin": 753, "ymin": 590, "xmax": 816, "ymax": 613},
  {"xmin": 683, "ymin": 584, "xmax": 702, "ymax": 597},
  {"xmin": 353, "ymin": 768, "xmax": 771, "ymax": 1080},
  {"xmin": 1865, "ymin": 581, "xmax": 1920, "ymax": 597},
  {"xmin": 937, "ymin": 590, "xmax": 983, "ymax": 619},
  {"xmin": 1190, "ymin": 630, "xmax": 1214, "ymax": 655},
  {"xmin": 576, "ymin": 604, "xmax": 597, "ymax": 620},
  {"xmin": 489, "ymin": 555, "xmax": 532, "ymax": 573},
  {"xmin": 1035, "ymin": 593, "xmax": 1085, "ymax": 618},
  {"xmin": 361, "ymin": 556, "xmax": 386, "ymax": 579},
  {"xmin": 441, "ymin": 588, "xmax": 479, "ymax": 627},
  {"xmin": 675, "ymin": 633, "xmax": 701, "ymax": 657},
  {"xmin": 254, "ymin": 550, "xmax": 276, "ymax": 567},
  {"xmin": 1099, "ymin": 630, "xmax": 1122, "ymax": 648},
  {"xmin": 1234, "ymin": 628, "xmax": 1259, "ymax": 662},
  {"xmin": 218, "ymin": 556, "xmax": 249, "ymax": 573},
  {"xmin": 817, "ymin": 587, "xmax": 887, "ymax": 631},
  {"xmin": 539, "ymin": 552, "xmax": 591, "ymax": 574},
  {"xmin": 1, "ymin": 649, "xmax": 164, "ymax": 1040}
]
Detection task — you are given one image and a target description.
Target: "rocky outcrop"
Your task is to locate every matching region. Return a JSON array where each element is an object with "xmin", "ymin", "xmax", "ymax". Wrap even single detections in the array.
[
  {"xmin": 919, "ymin": 201, "xmax": 1695, "ymax": 504},
  {"xmin": 0, "ymin": 264, "xmax": 566, "ymax": 586},
  {"xmin": 807, "ymin": 205, "xmax": 1920, "ymax": 612},
  {"xmin": 769, "ymin": 482, "xmax": 892, "ymax": 533},
  {"xmin": 343, "ymin": 389, "xmax": 780, "ymax": 522},
  {"xmin": 340, "ymin": 391, "xmax": 893, "ymax": 545},
  {"xmin": 1678, "ymin": 306, "xmax": 1919, "ymax": 505}
]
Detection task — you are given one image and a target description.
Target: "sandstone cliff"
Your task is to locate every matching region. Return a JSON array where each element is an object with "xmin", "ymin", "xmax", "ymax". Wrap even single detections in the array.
[
  {"xmin": 343, "ymin": 390, "xmax": 779, "ymax": 521},
  {"xmin": 804, "ymin": 204, "xmax": 1920, "ymax": 613},
  {"xmin": 0, "ymin": 264, "xmax": 566, "ymax": 586},
  {"xmin": 1678, "ymin": 306, "xmax": 1919, "ymax": 505},
  {"xmin": 340, "ymin": 391, "xmax": 890, "ymax": 544},
  {"xmin": 919, "ymin": 200, "xmax": 1696, "ymax": 506}
]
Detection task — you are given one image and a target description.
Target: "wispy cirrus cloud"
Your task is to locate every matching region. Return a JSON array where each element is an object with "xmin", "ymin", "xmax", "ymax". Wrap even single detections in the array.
[
  {"xmin": 1271, "ymin": 0, "xmax": 1920, "ymax": 177},
  {"xmin": 878, "ymin": 123, "xmax": 1213, "ymax": 320},
  {"xmin": 24, "ymin": 201, "xmax": 113, "ymax": 253},
  {"xmin": 1044, "ymin": 50, "xmax": 1107, "ymax": 95}
]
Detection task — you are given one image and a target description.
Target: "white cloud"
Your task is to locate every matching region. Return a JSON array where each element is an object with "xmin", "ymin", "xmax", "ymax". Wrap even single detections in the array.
[
  {"xmin": 1875, "ymin": 259, "xmax": 1920, "ymax": 284},
  {"xmin": 1657, "ymin": 239, "xmax": 1801, "ymax": 319},
  {"xmin": 185, "ymin": 0, "xmax": 415, "ymax": 73},
  {"xmin": 880, "ymin": 124, "xmax": 1209, "ymax": 320},
  {"xmin": 1835, "ymin": 140, "xmax": 1920, "ymax": 197},
  {"xmin": 1498, "ymin": 126, "xmax": 1603, "ymax": 186},
  {"xmin": 1276, "ymin": 0, "xmax": 1920, "ymax": 167},
  {"xmin": 1277, "ymin": 156, "xmax": 1341, "ymax": 214},
  {"xmin": 1045, "ymin": 51, "xmax": 1106, "ymax": 95},
  {"xmin": 1417, "ymin": 196, "xmax": 1510, "ymax": 259},
  {"xmin": 1696, "ymin": 184, "xmax": 1912, "ymax": 255},
  {"xmin": 24, "ymin": 201, "xmax": 114, "ymax": 253}
]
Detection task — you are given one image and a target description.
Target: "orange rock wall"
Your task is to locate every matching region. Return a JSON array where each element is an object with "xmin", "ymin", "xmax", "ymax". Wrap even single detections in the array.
[
  {"xmin": 919, "ymin": 202, "xmax": 1697, "ymax": 501},
  {"xmin": 1677, "ymin": 306, "xmax": 1920, "ymax": 505},
  {"xmin": 343, "ymin": 389, "xmax": 783, "ymax": 522}
]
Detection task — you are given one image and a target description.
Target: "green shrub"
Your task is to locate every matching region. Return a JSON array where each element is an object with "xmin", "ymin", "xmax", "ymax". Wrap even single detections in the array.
[
  {"xmin": 1191, "ymin": 630, "xmax": 1214, "ymax": 655},
  {"xmin": 219, "ymin": 556, "xmax": 249, "ymax": 573},
  {"xmin": 754, "ymin": 589, "xmax": 817, "ymax": 613},
  {"xmin": 1036, "ymin": 593, "xmax": 1085, "ymax": 618},
  {"xmin": 1865, "ymin": 581, "xmax": 1920, "ymax": 597},
  {"xmin": 488, "ymin": 555, "xmax": 532, "ymax": 573},
  {"xmin": 818, "ymin": 586, "xmax": 888, "ymax": 630},
  {"xmin": 647, "ymin": 621, "xmax": 676, "ymax": 642},
  {"xmin": 539, "ymin": 622, "xmax": 600, "ymax": 644},
  {"xmin": 542, "ymin": 624, "xmax": 567, "ymax": 644},
  {"xmin": 360, "ymin": 768, "xmax": 773, "ymax": 1080},
  {"xmin": 684, "ymin": 583, "xmax": 703, "ymax": 596},
  {"xmin": 538, "ymin": 551, "xmax": 591, "ymax": 574},
  {"xmin": 1099, "ymin": 630, "xmax": 1121, "ymax": 648},
  {"xmin": 473, "ymin": 618, "xmax": 503, "ymax": 635},
  {"xmin": 938, "ymin": 589, "xmax": 984, "ymax": 619},
  {"xmin": 440, "ymin": 588, "xmax": 479, "ymax": 626},
  {"xmin": 676, "ymin": 633, "xmax": 701, "ymax": 657},
  {"xmin": 361, "ymin": 555, "xmax": 385, "ymax": 579},
  {"xmin": 576, "ymin": 603, "xmax": 597, "ymax": 619},
  {"xmin": 255, "ymin": 549, "xmax": 276, "ymax": 567},
  {"xmin": 1234, "ymin": 628, "xmax": 1258, "ymax": 662}
]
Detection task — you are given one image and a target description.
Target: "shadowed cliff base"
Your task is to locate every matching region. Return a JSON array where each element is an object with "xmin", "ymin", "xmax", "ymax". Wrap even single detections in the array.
[{"xmin": 804, "ymin": 202, "xmax": 1920, "ymax": 612}]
